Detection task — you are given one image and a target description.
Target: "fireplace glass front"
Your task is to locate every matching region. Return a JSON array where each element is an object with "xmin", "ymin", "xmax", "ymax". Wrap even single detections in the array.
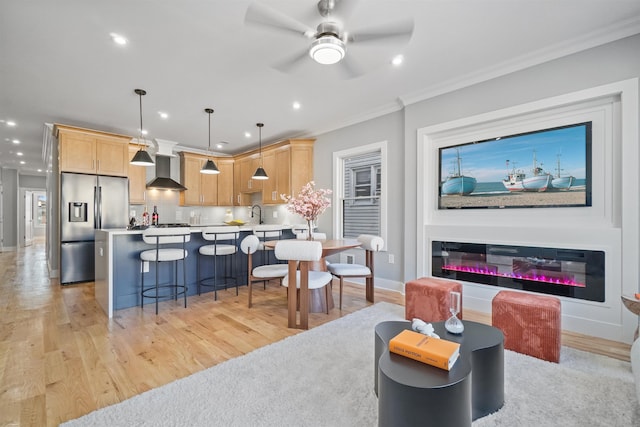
[{"xmin": 431, "ymin": 241, "xmax": 605, "ymax": 302}]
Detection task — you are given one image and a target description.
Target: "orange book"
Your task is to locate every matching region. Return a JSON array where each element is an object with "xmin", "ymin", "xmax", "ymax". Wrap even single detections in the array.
[{"xmin": 389, "ymin": 329, "xmax": 460, "ymax": 371}]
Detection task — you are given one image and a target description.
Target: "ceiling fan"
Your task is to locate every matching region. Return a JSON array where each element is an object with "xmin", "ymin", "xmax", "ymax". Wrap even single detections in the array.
[{"xmin": 245, "ymin": 0, "xmax": 414, "ymax": 78}]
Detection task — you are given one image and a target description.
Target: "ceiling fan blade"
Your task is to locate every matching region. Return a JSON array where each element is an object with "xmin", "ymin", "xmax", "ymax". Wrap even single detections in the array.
[
  {"xmin": 336, "ymin": 55, "xmax": 365, "ymax": 79},
  {"xmin": 245, "ymin": 2, "xmax": 315, "ymax": 38},
  {"xmin": 330, "ymin": 0, "xmax": 361, "ymax": 21},
  {"xmin": 272, "ymin": 49, "xmax": 310, "ymax": 73},
  {"xmin": 346, "ymin": 19, "xmax": 414, "ymax": 44}
]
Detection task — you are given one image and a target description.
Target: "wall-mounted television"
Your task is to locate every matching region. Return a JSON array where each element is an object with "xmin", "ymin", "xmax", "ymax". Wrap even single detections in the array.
[{"xmin": 438, "ymin": 122, "xmax": 592, "ymax": 209}]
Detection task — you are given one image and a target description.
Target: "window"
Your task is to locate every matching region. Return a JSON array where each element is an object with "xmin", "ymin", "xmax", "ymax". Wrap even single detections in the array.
[{"xmin": 333, "ymin": 142, "xmax": 387, "ymax": 241}]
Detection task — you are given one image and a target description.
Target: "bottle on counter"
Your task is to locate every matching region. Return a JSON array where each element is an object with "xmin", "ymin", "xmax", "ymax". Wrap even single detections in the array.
[
  {"xmin": 152, "ymin": 206, "xmax": 159, "ymax": 226},
  {"xmin": 224, "ymin": 209, "xmax": 233, "ymax": 223},
  {"xmin": 142, "ymin": 206, "xmax": 150, "ymax": 226}
]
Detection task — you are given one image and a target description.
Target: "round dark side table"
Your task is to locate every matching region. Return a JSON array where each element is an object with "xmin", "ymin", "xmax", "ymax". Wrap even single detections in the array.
[{"xmin": 374, "ymin": 320, "xmax": 504, "ymax": 427}]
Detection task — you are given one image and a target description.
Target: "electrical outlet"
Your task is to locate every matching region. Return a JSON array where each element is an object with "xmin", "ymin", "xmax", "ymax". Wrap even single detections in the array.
[
  {"xmin": 273, "ymin": 211, "xmax": 278, "ymax": 218},
  {"xmin": 388, "ymin": 254, "xmax": 394, "ymax": 264},
  {"xmin": 346, "ymin": 255, "xmax": 355, "ymax": 264}
]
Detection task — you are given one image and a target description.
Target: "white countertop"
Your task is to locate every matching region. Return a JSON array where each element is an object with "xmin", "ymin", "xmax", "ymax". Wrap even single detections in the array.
[{"xmin": 98, "ymin": 224, "xmax": 293, "ymax": 235}]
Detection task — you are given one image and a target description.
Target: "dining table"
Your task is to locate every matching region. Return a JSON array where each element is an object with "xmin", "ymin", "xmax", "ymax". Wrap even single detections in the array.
[{"xmin": 264, "ymin": 238, "xmax": 361, "ymax": 328}]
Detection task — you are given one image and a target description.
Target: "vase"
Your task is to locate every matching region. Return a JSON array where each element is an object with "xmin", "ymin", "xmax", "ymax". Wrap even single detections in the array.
[{"xmin": 307, "ymin": 220, "xmax": 314, "ymax": 240}]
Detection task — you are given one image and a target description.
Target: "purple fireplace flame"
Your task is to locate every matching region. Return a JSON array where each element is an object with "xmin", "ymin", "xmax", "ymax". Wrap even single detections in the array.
[
  {"xmin": 441, "ymin": 263, "xmax": 585, "ymax": 288},
  {"xmin": 432, "ymin": 241, "xmax": 604, "ymax": 302}
]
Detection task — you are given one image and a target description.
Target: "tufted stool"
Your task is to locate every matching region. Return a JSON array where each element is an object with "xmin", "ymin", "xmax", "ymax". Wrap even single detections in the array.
[
  {"xmin": 492, "ymin": 290, "xmax": 561, "ymax": 363},
  {"xmin": 405, "ymin": 277, "xmax": 463, "ymax": 322}
]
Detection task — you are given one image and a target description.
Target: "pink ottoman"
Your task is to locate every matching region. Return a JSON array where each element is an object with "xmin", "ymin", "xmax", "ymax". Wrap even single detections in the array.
[
  {"xmin": 405, "ymin": 277, "xmax": 463, "ymax": 322},
  {"xmin": 492, "ymin": 290, "xmax": 561, "ymax": 363}
]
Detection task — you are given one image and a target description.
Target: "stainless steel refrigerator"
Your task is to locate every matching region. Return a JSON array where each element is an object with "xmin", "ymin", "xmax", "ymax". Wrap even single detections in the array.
[{"xmin": 60, "ymin": 173, "xmax": 129, "ymax": 284}]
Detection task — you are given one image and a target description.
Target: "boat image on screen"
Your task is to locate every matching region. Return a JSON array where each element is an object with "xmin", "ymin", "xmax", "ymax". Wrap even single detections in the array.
[
  {"xmin": 502, "ymin": 151, "xmax": 552, "ymax": 192},
  {"xmin": 441, "ymin": 149, "xmax": 477, "ymax": 195}
]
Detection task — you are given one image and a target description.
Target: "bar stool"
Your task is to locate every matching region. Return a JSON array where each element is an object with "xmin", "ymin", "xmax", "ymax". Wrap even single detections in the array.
[
  {"xmin": 198, "ymin": 226, "xmax": 240, "ymax": 300},
  {"xmin": 240, "ymin": 235, "xmax": 288, "ymax": 308},
  {"xmin": 140, "ymin": 227, "xmax": 190, "ymax": 315}
]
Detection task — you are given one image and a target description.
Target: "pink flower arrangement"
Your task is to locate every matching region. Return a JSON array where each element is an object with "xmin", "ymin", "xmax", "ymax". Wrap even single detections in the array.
[{"xmin": 281, "ymin": 181, "xmax": 332, "ymax": 223}]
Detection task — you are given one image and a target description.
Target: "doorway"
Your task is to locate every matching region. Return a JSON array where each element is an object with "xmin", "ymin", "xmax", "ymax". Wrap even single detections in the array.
[{"xmin": 24, "ymin": 191, "xmax": 33, "ymax": 247}]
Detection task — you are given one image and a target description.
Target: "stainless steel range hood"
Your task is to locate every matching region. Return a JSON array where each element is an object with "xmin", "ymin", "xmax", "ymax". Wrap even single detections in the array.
[
  {"xmin": 146, "ymin": 139, "xmax": 187, "ymax": 191},
  {"xmin": 146, "ymin": 155, "xmax": 187, "ymax": 191}
]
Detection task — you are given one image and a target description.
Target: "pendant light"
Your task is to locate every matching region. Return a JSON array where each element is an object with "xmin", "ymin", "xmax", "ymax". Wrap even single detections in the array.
[
  {"xmin": 252, "ymin": 122, "xmax": 268, "ymax": 180},
  {"xmin": 200, "ymin": 108, "xmax": 220, "ymax": 174},
  {"xmin": 130, "ymin": 89, "xmax": 155, "ymax": 166}
]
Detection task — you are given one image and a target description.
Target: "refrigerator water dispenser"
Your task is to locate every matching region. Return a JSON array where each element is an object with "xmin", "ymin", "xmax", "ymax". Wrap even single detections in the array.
[{"xmin": 69, "ymin": 202, "xmax": 87, "ymax": 222}]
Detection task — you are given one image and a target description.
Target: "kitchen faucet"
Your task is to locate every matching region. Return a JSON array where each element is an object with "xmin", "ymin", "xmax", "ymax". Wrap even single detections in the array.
[{"xmin": 251, "ymin": 205, "xmax": 263, "ymax": 224}]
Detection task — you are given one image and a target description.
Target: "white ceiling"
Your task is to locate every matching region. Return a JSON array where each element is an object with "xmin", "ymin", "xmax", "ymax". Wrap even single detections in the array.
[{"xmin": 2, "ymin": 0, "xmax": 640, "ymax": 176}]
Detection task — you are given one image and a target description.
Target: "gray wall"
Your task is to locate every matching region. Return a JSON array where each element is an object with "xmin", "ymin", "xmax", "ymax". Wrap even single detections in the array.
[
  {"xmin": 312, "ymin": 33, "xmax": 640, "ymax": 285},
  {"xmin": 313, "ymin": 110, "xmax": 405, "ymax": 283},
  {"xmin": 1, "ymin": 168, "xmax": 18, "ymax": 250},
  {"xmin": 20, "ymin": 174, "xmax": 46, "ymax": 189}
]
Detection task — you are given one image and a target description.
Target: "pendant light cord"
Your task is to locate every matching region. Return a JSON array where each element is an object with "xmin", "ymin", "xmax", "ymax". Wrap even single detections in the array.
[
  {"xmin": 134, "ymin": 88, "xmax": 147, "ymax": 151},
  {"xmin": 205, "ymin": 108, "xmax": 214, "ymax": 157},
  {"xmin": 257, "ymin": 122, "xmax": 264, "ymax": 166}
]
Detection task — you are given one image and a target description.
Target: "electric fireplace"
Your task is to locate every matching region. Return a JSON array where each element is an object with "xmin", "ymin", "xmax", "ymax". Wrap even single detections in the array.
[{"xmin": 431, "ymin": 241, "xmax": 605, "ymax": 302}]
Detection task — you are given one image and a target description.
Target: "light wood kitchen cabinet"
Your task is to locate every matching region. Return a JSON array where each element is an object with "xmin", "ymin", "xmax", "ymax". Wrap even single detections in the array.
[
  {"xmin": 128, "ymin": 144, "xmax": 148, "ymax": 205},
  {"xmin": 56, "ymin": 124, "xmax": 130, "ymax": 177},
  {"xmin": 216, "ymin": 159, "xmax": 235, "ymax": 206},
  {"xmin": 179, "ymin": 153, "xmax": 237, "ymax": 206},
  {"xmin": 181, "ymin": 138, "xmax": 314, "ymax": 207},
  {"xmin": 236, "ymin": 154, "xmax": 263, "ymax": 193},
  {"xmin": 262, "ymin": 146, "xmax": 291, "ymax": 204},
  {"xmin": 233, "ymin": 157, "xmax": 251, "ymax": 206},
  {"xmin": 262, "ymin": 139, "xmax": 314, "ymax": 204},
  {"xmin": 179, "ymin": 153, "xmax": 218, "ymax": 206}
]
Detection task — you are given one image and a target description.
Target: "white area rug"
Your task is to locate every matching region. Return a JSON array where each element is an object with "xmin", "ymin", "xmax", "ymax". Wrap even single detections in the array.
[{"xmin": 63, "ymin": 302, "xmax": 639, "ymax": 426}]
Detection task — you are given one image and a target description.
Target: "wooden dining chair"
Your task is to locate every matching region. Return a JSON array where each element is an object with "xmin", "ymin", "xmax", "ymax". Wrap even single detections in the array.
[
  {"xmin": 275, "ymin": 240, "xmax": 333, "ymax": 329},
  {"xmin": 240, "ymin": 235, "xmax": 288, "ymax": 308},
  {"xmin": 327, "ymin": 234, "xmax": 384, "ymax": 309}
]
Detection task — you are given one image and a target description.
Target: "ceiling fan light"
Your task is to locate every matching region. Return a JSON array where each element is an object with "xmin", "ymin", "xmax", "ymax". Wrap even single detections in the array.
[
  {"xmin": 309, "ymin": 36, "xmax": 345, "ymax": 65},
  {"xmin": 201, "ymin": 158, "xmax": 220, "ymax": 174},
  {"xmin": 130, "ymin": 149, "xmax": 155, "ymax": 166}
]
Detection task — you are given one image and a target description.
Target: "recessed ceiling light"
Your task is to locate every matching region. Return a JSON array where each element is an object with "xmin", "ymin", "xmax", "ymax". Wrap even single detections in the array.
[
  {"xmin": 110, "ymin": 33, "xmax": 128, "ymax": 45},
  {"xmin": 216, "ymin": 141, "xmax": 229, "ymax": 149},
  {"xmin": 293, "ymin": 101, "xmax": 301, "ymax": 110},
  {"xmin": 244, "ymin": 132, "xmax": 251, "ymax": 138},
  {"xmin": 391, "ymin": 55, "xmax": 404, "ymax": 66},
  {"xmin": 141, "ymin": 129, "xmax": 148, "ymax": 135},
  {"xmin": 16, "ymin": 152, "xmax": 23, "ymax": 156},
  {"xmin": 19, "ymin": 161, "xmax": 25, "ymax": 165},
  {"xmin": 12, "ymin": 139, "xmax": 20, "ymax": 144},
  {"xmin": 158, "ymin": 111, "xmax": 169, "ymax": 119},
  {"xmin": 37, "ymin": 169, "xmax": 42, "ymax": 172},
  {"xmin": 6, "ymin": 121, "xmax": 16, "ymax": 127}
]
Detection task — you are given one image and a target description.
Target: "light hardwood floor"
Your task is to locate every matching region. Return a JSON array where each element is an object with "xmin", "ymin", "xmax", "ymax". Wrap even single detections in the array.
[{"xmin": 0, "ymin": 241, "xmax": 631, "ymax": 426}]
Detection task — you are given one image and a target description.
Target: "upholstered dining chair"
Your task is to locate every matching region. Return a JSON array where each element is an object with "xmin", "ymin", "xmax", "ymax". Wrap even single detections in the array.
[
  {"xmin": 275, "ymin": 240, "xmax": 333, "ymax": 329},
  {"xmin": 240, "ymin": 235, "xmax": 288, "ymax": 308},
  {"xmin": 327, "ymin": 234, "xmax": 384, "ymax": 309}
]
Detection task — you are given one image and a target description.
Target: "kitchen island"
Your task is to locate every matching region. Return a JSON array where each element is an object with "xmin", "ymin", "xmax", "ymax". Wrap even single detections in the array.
[{"xmin": 95, "ymin": 225, "xmax": 294, "ymax": 318}]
